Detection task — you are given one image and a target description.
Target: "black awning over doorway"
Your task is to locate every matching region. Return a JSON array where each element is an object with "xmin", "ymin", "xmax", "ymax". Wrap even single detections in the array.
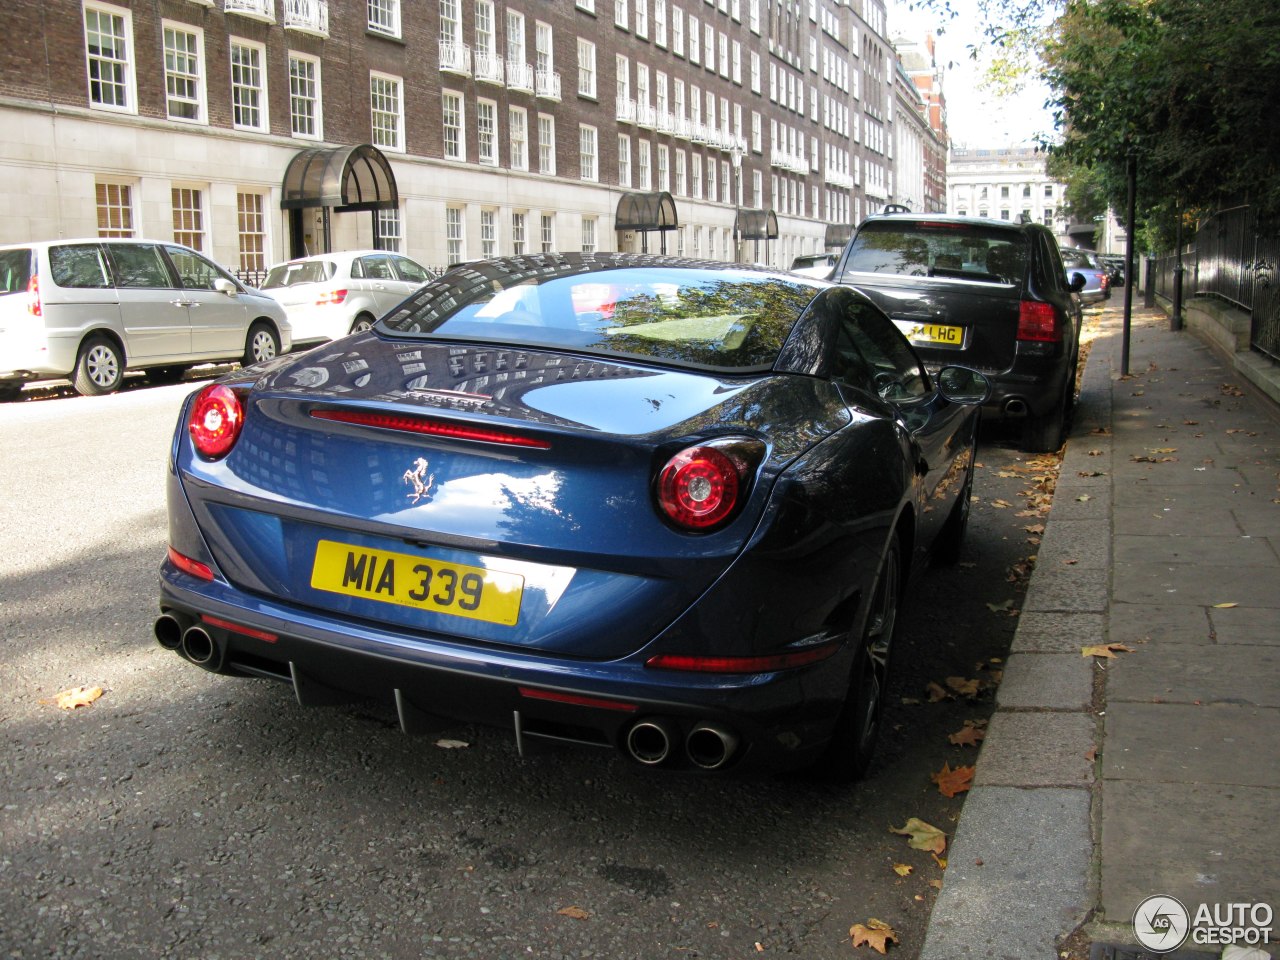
[
  {"xmin": 733, "ymin": 208, "xmax": 779, "ymax": 241},
  {"xmin": 281, "ymin": 143, "xmax": 399, "ymax": 212},
  {"xmin": 614, "ymin": 190, "xmax": 679, "ymax": 232},
  {"xmin": 823, "ymin": 223, "xmax": 855, "ymax": 247}
]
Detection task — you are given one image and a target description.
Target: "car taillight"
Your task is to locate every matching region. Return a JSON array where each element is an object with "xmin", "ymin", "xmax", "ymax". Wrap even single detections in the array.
[
  {"xmin": 656, "ymin": 439, "xmax": 762, "ymax": 532},
  {"xmin": 315, "ymin": 289, "xmax": 348, "ymax": 306},
  {"xmin": 167, "ymin": 546, "xmax": 214, "ymax": 581},
  {"xmin": 1100, "ymin": 275, "xmax": 1110, "ymax": 291},
  {"xmin": 189, "ymin": 384, "xmax": 246, "ymax": 459},
  {"xmin": 1017, "ymin": 300, "xmax": 1060, "ymax": 342},
  {"xmin": 27, "ymin": 274, "xmax": 41, "ymax": 316}
]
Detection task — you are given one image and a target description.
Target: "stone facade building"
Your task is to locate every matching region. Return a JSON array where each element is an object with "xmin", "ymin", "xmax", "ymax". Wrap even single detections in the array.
[{"xmin": 0, "ymin": 0, "xmax": 940, "ymax": 275}]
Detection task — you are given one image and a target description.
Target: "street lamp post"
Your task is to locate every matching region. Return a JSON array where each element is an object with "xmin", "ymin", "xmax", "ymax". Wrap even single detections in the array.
[{"xmin": 730, "ymin": 144, "xmax": 744, "ymax": 263}]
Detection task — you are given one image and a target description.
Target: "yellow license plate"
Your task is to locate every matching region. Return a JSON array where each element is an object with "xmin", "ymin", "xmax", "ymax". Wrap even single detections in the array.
[
  {"xmin": 896, "ymin": 321, "xmax": 963, "ymax": 346},
  {"xmin": 310, "ymin": 540, "xmax": 524, "ymax": 626}
]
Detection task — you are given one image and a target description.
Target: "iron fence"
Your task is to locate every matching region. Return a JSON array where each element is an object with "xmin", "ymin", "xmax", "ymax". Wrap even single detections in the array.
[{"xmin": 1154, "ymin": 205, "xmax": 1280, "ymax": 361}]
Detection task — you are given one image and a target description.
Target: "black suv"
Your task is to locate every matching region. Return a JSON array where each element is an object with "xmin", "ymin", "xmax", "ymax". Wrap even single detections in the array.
[{"xmin": 830, "ymin": 213, "xmax": 1083, "ymax": 452}]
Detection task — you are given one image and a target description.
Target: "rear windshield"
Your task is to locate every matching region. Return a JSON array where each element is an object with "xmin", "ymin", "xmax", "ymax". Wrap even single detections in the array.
[
  {"xmin": 1060, "ymin": 248, "xmax": 1097, "ymax": 269},
  {"xmin": 380, "ymin": 260, "xmax": 816, "ymax": 372},
  {"xmin": 0, "ymin": 249, "xmax": 32, "ymax": 295},
  {"xmin": 843, "ymin": 221, "xmax": 1028, "ymax": 286},
  {"xmin": 263, "ymin": 260, "xmax": 334, "ymax": 288}
]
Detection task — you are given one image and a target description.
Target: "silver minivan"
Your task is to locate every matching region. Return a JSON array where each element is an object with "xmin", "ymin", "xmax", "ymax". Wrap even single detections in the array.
[{"xmin": 0, "ymin": 239, "xmax": 292, "ymax": 399}]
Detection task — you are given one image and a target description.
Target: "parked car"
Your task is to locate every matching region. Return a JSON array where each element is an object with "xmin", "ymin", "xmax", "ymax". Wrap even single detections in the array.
[
  {"xmin": 156, "ymin": 254, "xmax": 991, "ymax": 781},
  {"xmin": 830, "ymin": 212, "xmax": 1082, "ymax": 452},
  {"xmin": 0, "ymin": 239, "xmax": 291, "ymax": 400},
  {"xmin": 789, "ymin": 252, "xmax": 839, "ymax": 280},
  {"xmin": 261, "ymin": 250, "xmax": 437, "ymax": 347},
  {"xmin": 1060, "ymin": 247, "xmax": 1111, "ymax": 304},
  {"xmin": 1096, "ymin": 253, "xmax": 1129, "ymax": 287}
]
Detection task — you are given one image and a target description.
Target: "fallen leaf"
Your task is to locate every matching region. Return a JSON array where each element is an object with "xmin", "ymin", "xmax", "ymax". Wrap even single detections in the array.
[
  {"xmin": 892, "ymin": 863, "xmax": 913, "ymax": 877},
  {"xmin": 755, "ymin": 942, "xmax": 765, "ymax": 952},
  {"xmin": 925, "ymin": 681, "xmax": 953, "ymax": 702},
  {"xmin": 931, "ymin": 762, "xmax": 975, "ymax": 798},
  {"xmin": 1076, "ymin": 494, "xmax": 1091, "ymax": 502},
  {"xmin": 1024, "ymin": 523, "xmax": 1045, "ymax": 534},
  {"xmin": 945, "ymin": 676, "xmax": 981, "ymax": 698},
  {"xmin": 1085, "ymin": 746, "xmax": 1098, "ymax": 762},
  {"xmin": 931, "ymin": 852, "xmax": 948, "ymax": 869},
  {"xmin": 849, "ymin": 918, "xmax": 898, "ymax": 955},
  {"xmin": 1213, "ymin": 602, "xmax": 1238, "ymax": 609},
  {"xmin": 434, "ymin": 738, "xmax": 470, "ymax": 749},
  {"xmin": 991, "ymin": 499, "xmax": 1012, "ymax": 509},
  {"xmin": 557, "ymin": 906, "xmax": 590, "ymax": 920},
  {"xmin": 1081, "ymin": 643, "xmax": 1134, "ymax": 659},
  {"xmin": 948, "ymin": 723, "xmax": 986, "ymax": 747},
  {"xmin": 52, "ymin": 686, "xmax": 104, "ymax": 710},
  {"xmin": 890, "ymin": 818, "xmax": 947, "ymax": 855},
  {"xmin": 985, "ymin": 599, "xmax": 1013, "ymax": 614},
  {"xmin": 928, "ymin": 878, "xmax": 943, "ymax": 890}
]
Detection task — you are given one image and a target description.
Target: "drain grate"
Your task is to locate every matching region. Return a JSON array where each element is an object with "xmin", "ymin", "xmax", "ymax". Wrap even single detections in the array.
[{"xmin": 1090, "ymin": 944, "xmax": 1222, "ymax": 960}]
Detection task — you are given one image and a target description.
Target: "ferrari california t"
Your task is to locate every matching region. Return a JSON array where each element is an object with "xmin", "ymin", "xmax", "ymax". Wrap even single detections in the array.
[{"xmin": 156, "ymin": 253, "xmax": 989, "ymax": 781}]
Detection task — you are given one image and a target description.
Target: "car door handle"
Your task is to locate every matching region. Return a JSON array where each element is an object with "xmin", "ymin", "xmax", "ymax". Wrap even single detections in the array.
[{"xmin": 170, "ymin": 299, "xmax": 195, "ymax": 308}]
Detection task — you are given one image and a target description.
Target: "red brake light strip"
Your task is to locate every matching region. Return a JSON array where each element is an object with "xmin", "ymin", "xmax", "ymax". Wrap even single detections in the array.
[{"xmin": 310, "ymin": 409, "xmax": 551, "ymax": 449}]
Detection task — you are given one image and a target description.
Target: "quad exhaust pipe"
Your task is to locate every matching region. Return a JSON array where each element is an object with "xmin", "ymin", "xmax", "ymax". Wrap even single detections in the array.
[
  {"xmin": 154, "ymin": 614, "xmax": 224, "ymax": 672},
  {"xmin": 685, "ymin": 723, "xmax": 739, "ymax": 771},
  {"xmin": 624, "ymin": 717, "xmax": 740, "ymax": 770}
]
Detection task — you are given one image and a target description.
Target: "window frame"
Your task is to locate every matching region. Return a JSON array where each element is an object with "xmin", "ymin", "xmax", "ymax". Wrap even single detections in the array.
[
  {"xmin": 162, "ymin": 20, "xmax": 208, "ymax": 124},
  {"xmin": 229, "ymin": 37, "xmax": 268, "ymax": 133},
  {"xmin": 84, "ymin": 1, "xmax": 137, "ymax": 114},
  {"xmin": 288, "ymin": 53, "xmax": 323, "ymax": 140},
  {"xmin": 369, "ymin": 71, "xmax": 405, "ymax": 152}
]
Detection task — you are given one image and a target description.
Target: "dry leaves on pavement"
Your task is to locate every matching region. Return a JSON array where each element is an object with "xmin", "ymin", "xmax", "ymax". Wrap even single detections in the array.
[
  {"xmin": 1081, "ymin": 643, "xmax": 1134, "ymax": 659},
  {"xmin": 48, "ymin": 686, "xmax": 104, "ymax": 710},
  {"xmin": 850, "ymin": 918, "xmax": 899, "ymax": 954},
  {"xmin": 931, "ymin": 762, "xmax": 975, "ymax": 798},
  {"xmin": 948, "ymin": 720, "xmax": 987, "ymax": 747},
  {"xmin": 890, "ymin": 818, "xmax": 947, "ymax": 855},
  {"xmin": 557, "ymin": 906, "xmax": 589, "ymax": 920}
]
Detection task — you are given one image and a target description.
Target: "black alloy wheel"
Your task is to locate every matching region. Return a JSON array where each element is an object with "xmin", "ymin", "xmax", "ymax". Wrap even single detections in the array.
[{"xmin": 813, "ymin": 532, "xmax": 903, "ymax": 784}]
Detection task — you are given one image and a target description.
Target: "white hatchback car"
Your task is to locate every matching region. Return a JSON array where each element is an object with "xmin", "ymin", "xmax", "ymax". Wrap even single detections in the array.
[
  {"xmin": 0, "ymin": 238, "xmax": 291, "ymax": 399},
  {"xmin": 261, "ymin": 250, "xmax": 436, "ymax": 347}
]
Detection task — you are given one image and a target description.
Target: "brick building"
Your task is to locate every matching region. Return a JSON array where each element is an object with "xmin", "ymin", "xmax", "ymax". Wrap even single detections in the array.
[{"xmin": 0, "ymin": 0, "xmax": 924, "ymax": 274}]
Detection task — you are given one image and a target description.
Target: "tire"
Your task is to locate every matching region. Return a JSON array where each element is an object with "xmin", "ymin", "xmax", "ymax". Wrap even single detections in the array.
[
  {"xmin": 812, "ymin": 533, "xmax": 903, "ymax": 784},
  {"xmin": 243, "ymin": 321, "xmax": 280, "ymax": 367},
  {"xmin": 933, "ymin": 449, "xmax": 975, "ymax": 566},
  {"xmin": 144, "ymin": 365, "xmax": 188, "ymax": 385},
  {"xmin": 1021, "ymin": 354, "xmax": 1078, "ymax": 453},
  {"xmin": 73, "ymin": 335, "xmax": 125, "ymax": 396},
  {"xmin": 349, "ymin": 313, "xmax": 376, "ymax": 334},
  {"xmin": 0, "ymin": 382, "xmax": 23, "ymax": 403}
]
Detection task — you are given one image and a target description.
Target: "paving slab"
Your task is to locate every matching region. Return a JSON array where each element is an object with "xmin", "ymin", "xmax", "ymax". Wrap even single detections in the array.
[
  {"xmin": 1111, "ymin": 561, "xmax": 1280, "ymax": 608},
  {"xmin": 1101, "ymin": 780, "xmax": 1280, "ymax": 923},
  {"xmin": 972, "ymin": 711, "xmax": 1096, "ymax": 787},
  {"xmin": 1209, "ymin": 605, "xmax": 1280, "ymax": 645},
  {"xmin": 1107, "ymin": 603, "xmax": 1215, "ymax": 644},
  {"xmin": 996, "ymin": 652, "xmax": 1094, "ymax": 710},
  {"xmin": 1112, "ymin": 534, "xmax": 1277, "ymax": 567},
  {"xmin": 921, "ymin": 786, "xmax": 1092, "ymax": 960},
  {"xmin": 1113, "ymin": 503, "xmax": 1240, "ymax": 536},
  {"xmin": 1106, "ymin": 644, "xmax": 1280, "ymax": 706},
  {"xmin": 1102, "ymin": 702, "xmax": 1280, "ymax": 785}
]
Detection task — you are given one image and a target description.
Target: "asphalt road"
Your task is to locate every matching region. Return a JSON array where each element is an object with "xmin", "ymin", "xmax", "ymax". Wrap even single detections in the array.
[{"xmin": 0, "ymin": 370, "xmax": 1061, "ymax": 959}]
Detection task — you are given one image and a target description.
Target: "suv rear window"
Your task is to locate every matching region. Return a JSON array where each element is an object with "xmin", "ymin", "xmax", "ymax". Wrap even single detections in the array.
[
  {"xmin": 842, "ymin": 222, "xmax": 1028, "ymax": 286},
  {"xmin": 49, "ymin": 244, "xmax": 112, "ymax": 289}
]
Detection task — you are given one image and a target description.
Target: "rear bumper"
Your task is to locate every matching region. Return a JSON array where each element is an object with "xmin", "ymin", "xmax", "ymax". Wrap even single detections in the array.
[{"xmin": 157, "ymin": 565, "xmax": 851, "ymax": 773}]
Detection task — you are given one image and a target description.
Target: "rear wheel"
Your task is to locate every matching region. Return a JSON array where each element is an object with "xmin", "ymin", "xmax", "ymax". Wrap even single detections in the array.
[
  {"xmin": 812, "ymin": 533, "xmax": 902, "ymax": 784},
  {"xmin": 1022, "ymin": 358, "xmax": 1076, "ymax": 453},
  {"xmin": 349, "ymin": 313, "xmax": 376, "ymax": 334},
  {"xmin": 0, "ymin": 382, "xmax": 22, "ymax": 403},
  {"xmin": 73, "ymin": 335, "xmax": 124, "ymax": 396},
  {"xmin": 243, "ymin": 321, "xmax": 280, "ymax": 367}
]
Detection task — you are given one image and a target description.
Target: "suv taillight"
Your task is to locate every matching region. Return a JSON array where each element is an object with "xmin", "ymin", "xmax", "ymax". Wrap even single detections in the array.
[
  {"xmin": 316, "ymin": 289, "xmax": 348, "ymax": 306},
  {"xmin": 26, "ymin": 274, "xmax": 41, "ymax": 317},
  {"xmin": 1017, "ymin": 300, "xmax": 1060, "ymax": 342}
]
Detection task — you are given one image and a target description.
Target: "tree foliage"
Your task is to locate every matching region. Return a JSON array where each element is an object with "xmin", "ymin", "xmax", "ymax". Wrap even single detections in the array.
[{"xmin": 1040, "ymin": 0, "xmax": 1280, "ymax": 243}]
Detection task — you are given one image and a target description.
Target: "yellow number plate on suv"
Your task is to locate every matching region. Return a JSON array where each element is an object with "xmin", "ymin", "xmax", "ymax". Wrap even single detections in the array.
[
  {"xmin": 310, "ymin": 540, "xmax": 524, "ymax": 626},
  {"xmin": 894, "ymin": 321, "xmax": 963, "ymax": 347}
]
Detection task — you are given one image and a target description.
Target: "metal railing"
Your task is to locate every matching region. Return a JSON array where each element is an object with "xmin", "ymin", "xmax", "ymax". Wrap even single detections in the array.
[{"xmin": 1154, "ymin": 204, "xmax": 1280, "ymax": 361}]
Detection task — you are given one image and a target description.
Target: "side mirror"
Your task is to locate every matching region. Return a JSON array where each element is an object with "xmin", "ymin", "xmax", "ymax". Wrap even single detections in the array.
[
  {"xmin": 214, "ymin": 277, "xmax": 238, "ymax": 296},
  {"xmin": 936, "ymin": 365, "xmax": 992, "ymax": 405},
  {"xmin": 1069, "ymin": 272, "xmax": 1086, "ymax": 292}
]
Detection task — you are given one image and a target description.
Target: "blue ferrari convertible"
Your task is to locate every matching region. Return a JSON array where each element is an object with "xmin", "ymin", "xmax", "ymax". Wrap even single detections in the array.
[{"xmin": 156, "ymin": 253, "xmax": 989, "ymax": 781}]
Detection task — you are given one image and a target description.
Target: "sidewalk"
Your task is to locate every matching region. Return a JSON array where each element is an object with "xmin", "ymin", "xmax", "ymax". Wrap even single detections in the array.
[{"xmin": 920, "ymin": 305, "xmax": 1280, "ymax": 959}]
